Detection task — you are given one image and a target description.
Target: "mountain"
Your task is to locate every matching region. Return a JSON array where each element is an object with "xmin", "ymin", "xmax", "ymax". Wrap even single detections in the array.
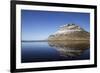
[{"xmin": 48, "ymin": 23, "xmax": 90, "ymax": 41}]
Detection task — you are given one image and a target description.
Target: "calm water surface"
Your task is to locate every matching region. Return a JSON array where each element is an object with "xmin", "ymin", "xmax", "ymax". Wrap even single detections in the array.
[{"xmin": 21, "ymin": 41, "xmax": 90, "ymax": 63}]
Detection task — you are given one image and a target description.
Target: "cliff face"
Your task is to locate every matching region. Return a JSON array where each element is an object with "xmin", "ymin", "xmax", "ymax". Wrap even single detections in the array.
[{"xmin": 48, "ymin": 24, "xmax": 90, "ymax": 41}]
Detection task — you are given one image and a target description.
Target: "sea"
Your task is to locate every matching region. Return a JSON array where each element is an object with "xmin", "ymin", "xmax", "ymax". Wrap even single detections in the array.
[{"xmin": 21, "ymin": 41, "xmax": 90, "ymax": 63}]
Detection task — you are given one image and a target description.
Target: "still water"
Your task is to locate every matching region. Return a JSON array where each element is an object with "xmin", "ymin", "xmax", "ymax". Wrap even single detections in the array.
[{"xmin": 21, "ymin": 41, "xmax": 90, "ymax": 63}]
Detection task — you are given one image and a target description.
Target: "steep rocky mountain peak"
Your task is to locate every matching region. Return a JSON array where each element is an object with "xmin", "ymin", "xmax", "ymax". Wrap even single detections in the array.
[{"xmin": 48, "ymin": 23, "xmax": 89, "ymax": 41}]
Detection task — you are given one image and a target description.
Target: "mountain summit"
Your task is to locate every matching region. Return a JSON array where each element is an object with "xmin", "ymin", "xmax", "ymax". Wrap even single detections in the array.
[{"xmin": 48, "ymin": 24, "xmax": 90, "ymax": 41}]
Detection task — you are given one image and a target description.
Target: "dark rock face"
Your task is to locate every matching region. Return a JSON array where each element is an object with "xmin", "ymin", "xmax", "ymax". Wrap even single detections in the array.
[{"xmin": 48, "ymin": 24, "xmax": 90, "ymax": 41}]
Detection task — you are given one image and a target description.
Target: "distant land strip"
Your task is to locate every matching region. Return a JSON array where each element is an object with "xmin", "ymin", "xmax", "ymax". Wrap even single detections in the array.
[{"xmin": 21, "ymin": 40, "xmax": 48, "ymax": 42}]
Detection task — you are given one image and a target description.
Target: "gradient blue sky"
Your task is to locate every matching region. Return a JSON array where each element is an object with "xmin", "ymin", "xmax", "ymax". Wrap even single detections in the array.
[{"xmin": 21, "ymin": 10, "xmax": 90, "ymax": 40}]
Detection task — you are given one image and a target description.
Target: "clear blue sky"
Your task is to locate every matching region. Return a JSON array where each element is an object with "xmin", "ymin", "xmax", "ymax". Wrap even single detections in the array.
[{"xmin": 21, "ymin": 10, "xmax": 90, "ymax": 40}]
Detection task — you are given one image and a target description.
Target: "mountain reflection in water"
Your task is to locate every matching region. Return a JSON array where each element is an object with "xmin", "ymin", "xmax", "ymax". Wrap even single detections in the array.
[
  {"xmin": 48, "ymin": 41, "xmax": 90, "ymax": 57},
  {"xmin": 22, "ymin": 40, "xmax": 90, "ymax": 63}
]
